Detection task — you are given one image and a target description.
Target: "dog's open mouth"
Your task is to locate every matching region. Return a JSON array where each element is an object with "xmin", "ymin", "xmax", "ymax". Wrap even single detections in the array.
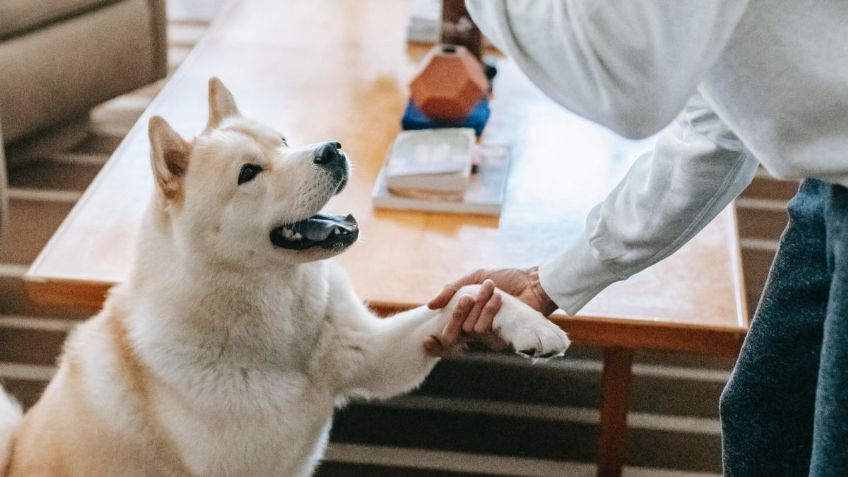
[{"xmin": 270, "ymin": 213, "xmax": 359, "ymax": 250}]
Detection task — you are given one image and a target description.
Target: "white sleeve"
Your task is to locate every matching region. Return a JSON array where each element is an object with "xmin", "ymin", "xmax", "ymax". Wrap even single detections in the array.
[
  {"xmin": 466, "ymin": 0, "xmax": 750, "ymax": 138},
  {"xmin": 538, "ymin": 94, "xmax": 758, "ymax": 315}
]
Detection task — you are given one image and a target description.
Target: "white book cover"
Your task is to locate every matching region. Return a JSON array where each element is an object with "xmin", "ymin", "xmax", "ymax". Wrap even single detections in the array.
[
  {"xmin": 372, "ymin": 144, "xmax": 512, "ymax": 216},
  {"xmin": 385, "ymin": 129, "xmax": 475, "ymax": 193},
  {"xmin": 406, "ymin": 0, "xmax": 441, "ymax": 44},
  {"xmin": 406, "ymin": 0, "xmax": 494, "ymax": 48}
]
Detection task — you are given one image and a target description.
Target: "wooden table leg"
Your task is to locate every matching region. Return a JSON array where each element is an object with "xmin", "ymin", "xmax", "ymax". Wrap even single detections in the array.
[{"xmin": 597, "ymin": 347, "xmax": 635, "ymax": 477}]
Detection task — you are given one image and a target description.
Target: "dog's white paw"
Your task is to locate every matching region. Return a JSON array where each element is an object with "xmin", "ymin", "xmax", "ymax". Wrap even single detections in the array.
[{"xmin": 493, "ymin": 295, "xmax": 570, "ymax": 362}]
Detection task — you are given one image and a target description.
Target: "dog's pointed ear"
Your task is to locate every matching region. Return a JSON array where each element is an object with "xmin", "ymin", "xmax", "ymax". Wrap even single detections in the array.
[
  {"xmin": 207, "ymin": 77, "xmax": 240, "ymax": 129},
  {"xmin": 149, "ymin": 115, "xmax": 190, "ymax": 201}
]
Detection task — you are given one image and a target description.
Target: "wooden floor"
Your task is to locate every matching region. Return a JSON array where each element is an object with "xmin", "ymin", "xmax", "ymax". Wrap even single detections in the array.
[{"xmin": 0, "ymin": 1, "xmax": 795, "ymax": 475}]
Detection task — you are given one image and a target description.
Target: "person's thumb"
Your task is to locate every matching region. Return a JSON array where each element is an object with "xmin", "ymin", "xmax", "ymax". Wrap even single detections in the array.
[
  {"xmin": 427, "ymin": 271, "xmax": 484, "ymax": 309},
  {"xmin": 427, "ymin": 283, "xmax": 462, "ymax": 309}
]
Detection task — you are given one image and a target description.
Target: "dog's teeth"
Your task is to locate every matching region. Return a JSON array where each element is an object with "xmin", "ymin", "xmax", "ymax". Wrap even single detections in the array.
[
  {"xmin": 333, "ymin": 229, "xmax": 340, "ymax": 235},
  {"xmin": 292, "ymin": 232, "xmax": 303, "ymax": 240}
]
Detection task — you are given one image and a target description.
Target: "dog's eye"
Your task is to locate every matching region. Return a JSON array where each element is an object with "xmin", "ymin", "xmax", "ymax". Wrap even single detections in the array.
[{"xmin": 238, "ymin": 163, "xmax": 263, "ymax": 185}]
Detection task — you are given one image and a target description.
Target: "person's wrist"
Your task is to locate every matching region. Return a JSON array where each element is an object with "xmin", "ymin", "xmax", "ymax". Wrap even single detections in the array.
[{"xmin": 527, "ymin": 266, "xmax": 558, "ymax": 316}]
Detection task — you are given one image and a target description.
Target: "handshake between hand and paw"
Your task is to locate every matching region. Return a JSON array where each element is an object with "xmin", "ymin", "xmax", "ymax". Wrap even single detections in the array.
[{"xmin": 423, "ymin": 267, "xmax": 558, "ymax": 357}]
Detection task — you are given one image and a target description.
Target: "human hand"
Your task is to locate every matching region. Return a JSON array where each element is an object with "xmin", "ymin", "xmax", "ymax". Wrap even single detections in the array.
[{"xmin": 423, "ymin": 267, "xmax": 558, "ymax": 357}]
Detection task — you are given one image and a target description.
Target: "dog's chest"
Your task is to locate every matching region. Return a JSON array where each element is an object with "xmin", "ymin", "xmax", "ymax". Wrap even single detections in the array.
[
  {"xmin": 148, "ymin": 334, "xmax": 337, "ymax": 475},
  {"xmin": 126, "ymin": 264, "xmax": 342, "ymax": 474},
  {"xmin": 152, "ymin": 367, "xmax": 336, "ymax": 476}
]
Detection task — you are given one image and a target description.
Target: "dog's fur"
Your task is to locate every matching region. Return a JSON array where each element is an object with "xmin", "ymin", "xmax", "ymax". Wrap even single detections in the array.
[{"xmin": 0, "ymin": 79, "xmax": 569, "ymax": 477}]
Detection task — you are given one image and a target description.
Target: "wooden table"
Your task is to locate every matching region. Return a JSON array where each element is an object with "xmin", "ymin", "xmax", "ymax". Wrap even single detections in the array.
[{"xmin": 25, "ymin": 1, "xmax": 748, "ymax": 475}]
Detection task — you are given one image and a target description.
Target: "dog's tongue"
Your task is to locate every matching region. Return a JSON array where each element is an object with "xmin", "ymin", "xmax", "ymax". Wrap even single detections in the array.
[{"xmin": 299, "ymin": 214, "xmax": 357, "ymax": 241}]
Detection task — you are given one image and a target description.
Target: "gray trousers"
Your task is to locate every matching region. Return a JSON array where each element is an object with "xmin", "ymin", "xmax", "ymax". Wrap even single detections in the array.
[{"xmin": 721, "ymin": 179, "xmax": 848, "ymax": 476}]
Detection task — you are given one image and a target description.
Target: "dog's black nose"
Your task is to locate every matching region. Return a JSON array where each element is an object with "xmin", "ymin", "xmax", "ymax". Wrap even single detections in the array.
[{"xmin": 313, "ymin": 142, "xmax": 344, "ymax": 166}]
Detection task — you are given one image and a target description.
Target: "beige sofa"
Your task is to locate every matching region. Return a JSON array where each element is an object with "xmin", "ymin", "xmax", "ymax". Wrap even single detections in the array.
[
  {"xmin": 0, "ymin": 0, "xmax": 168, "ymax": 238},
  {"xmin": 0, "ymin": 116, "xmax": 6, "ymax": 239}
]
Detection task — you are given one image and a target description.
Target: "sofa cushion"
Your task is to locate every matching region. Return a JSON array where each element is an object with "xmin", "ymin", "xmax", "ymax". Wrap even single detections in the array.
[
  {"xmin": 0, "ymin": 0, "xmax": 162, "ymax": 142},
  {"xmin": 0, "ymin": 0, "xmax": 121, "ymax": 40}
]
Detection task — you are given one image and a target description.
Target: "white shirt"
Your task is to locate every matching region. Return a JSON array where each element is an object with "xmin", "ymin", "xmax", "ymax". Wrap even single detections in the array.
[{"xmin": 466, "ymin": 0, "xmax": 848, "ymax": 314}]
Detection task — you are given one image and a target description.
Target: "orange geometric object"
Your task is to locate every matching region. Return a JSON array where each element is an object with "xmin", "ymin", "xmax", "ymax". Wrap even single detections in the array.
[{"xmin": 410, "ymin": 45, "xmax": 488, "ymax": 123}]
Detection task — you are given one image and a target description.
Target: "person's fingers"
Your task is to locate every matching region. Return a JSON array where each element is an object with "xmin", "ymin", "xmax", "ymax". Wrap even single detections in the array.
[
  {"xmin": 442, "ymin": 295, "xmax": 474, "ymax": 345},
  {"xmin": 427, "ymin": 270, "xmax": 485, "ymax": 309},
  {"xmin": 462, "ymin": 280, "xmax": 495, "ymax": 333},
  {"xmin": 473, "ymin": 291, "xmax": 501, "ymax": 335}
]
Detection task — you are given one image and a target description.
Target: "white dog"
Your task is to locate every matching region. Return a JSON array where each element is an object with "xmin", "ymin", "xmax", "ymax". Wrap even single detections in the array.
[{"xmin": 0, "ymin": 79, "xmax": 569, "ymax": 477}]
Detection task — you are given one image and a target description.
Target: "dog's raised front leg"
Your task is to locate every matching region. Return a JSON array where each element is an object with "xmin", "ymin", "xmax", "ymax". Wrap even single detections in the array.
[
  {"xmin": 339, "ymin": 304, "xmax": 449, "ymax": 400},
  {"xmin": 333, "ymin": 283, "xmax": 569, "ymax": 401}
]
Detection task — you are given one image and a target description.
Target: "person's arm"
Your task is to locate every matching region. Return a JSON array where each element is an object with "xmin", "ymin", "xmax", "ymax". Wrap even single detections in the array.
[
  {"xmin": 427, "ymin": 93, "xmax": 758, "ymax": 351},
  {"xmin": 466, "ymin": 0, "xmax": 750, "ymax": 139},
  {"xmin": 539, "ymin": 93, "xmax": 758, "ymax": 314}
]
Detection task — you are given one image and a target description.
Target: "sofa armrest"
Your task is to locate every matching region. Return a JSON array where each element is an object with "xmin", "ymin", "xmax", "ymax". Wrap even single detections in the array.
[
  {"xmin": 0, "ymin": 0, "xmax": 170, "ymax": 143},
  {"xmin": 0, "ymin": 115, "xmax": 7, "ymax": 244},
  {"xmin": 147, "ymin": 0, "xmax": 168, "ymax": 80}
]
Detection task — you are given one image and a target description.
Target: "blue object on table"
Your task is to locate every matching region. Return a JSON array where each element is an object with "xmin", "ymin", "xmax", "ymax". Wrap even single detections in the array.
[{"xmin": 401, "ymin": 98, "xmax": 490, "ymax": 136}]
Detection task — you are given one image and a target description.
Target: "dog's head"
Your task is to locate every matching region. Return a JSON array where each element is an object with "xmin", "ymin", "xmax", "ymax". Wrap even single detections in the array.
[{"xmin": 147, "ymin": 78, "xmax": 358, "ymax": 267}]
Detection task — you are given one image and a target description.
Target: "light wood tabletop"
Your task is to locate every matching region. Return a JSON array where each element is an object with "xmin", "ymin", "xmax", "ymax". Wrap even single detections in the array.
[{"xmin": 24, "ymin": 1, "xmax": 747, "ymax": 474}]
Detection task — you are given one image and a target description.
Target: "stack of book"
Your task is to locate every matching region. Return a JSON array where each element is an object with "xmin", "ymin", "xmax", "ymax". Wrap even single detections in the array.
[{"xmin": 372, "ymin": 129, "xmax": 512, "ymax": 216}]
